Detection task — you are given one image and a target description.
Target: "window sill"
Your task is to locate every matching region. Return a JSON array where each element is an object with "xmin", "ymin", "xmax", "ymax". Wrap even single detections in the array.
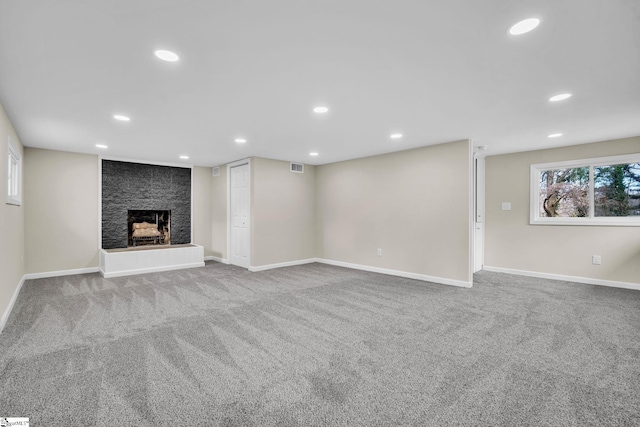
[{"xmin": 530, "ymin": 217, "xmax": 640, "ymax": 226}]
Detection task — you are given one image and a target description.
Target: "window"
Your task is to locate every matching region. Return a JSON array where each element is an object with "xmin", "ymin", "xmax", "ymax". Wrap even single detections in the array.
[
  {"xmin": 6, "ymin": 136, "xmax": 21, "ymax": 206},
  {"xmin": 531, "ymin": 154, "xmax": 640, "ymax": 226}
]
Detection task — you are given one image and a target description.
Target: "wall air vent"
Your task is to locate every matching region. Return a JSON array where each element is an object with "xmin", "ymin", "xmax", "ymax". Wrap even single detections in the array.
[
  {"xmin": 290, "ymin": 162, "xmax": 304, "ymax": 173},
  {"xmin": 212, "ymin": 167, "xmax": 220, "ymax": 176}
]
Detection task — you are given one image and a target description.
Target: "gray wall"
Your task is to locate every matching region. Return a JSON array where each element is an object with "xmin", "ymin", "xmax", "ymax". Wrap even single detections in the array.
[
  {"xmin": 25, "ymin": 148, "xmax": 99, "ymax": 273},
  {"xmin": 316, "ymin": 140, "xmax": 472, "ymax": 284},
  {"xmin": 210, "ymin": 140, "xmax": 472, "ymax": 286},
  {"xmin": 102, "ymin": 160, "xmax": 191, "ymax": 249},
  {"xmin": 251, "ymin": 157, "xmax": 317, "ymax": 266},
  {"xmin": 192, "ymin": 166, "xmax": 214, "ymax": 257}
]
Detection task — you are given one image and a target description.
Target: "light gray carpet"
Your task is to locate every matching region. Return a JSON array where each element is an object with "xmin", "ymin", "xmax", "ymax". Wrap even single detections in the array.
[{"xmin": 0, "ymin": 262, "xmax": 639, "ymax": 426}]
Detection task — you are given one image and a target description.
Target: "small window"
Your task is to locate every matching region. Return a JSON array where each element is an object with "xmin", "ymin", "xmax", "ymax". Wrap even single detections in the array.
[
  {"xmin": 531, "ymin": 154, "xmax": 640, "ymax": 226},
  {"xmin": 6, "ymin": 136, "xmax": 22, "ymax": 206}
]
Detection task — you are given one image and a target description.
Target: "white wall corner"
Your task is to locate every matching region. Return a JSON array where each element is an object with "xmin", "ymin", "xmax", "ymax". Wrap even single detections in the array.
[{"xmin": 0, "ymin": 275, "xmax": 26, "ymax": 333}]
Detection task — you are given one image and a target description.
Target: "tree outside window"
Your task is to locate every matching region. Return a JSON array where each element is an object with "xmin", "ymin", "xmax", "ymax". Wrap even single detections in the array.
[
  {"xmin": 539, "ymin": 167, "xmax": 589, "ymax": 217},
  {"xmin": 594, "ymin": 163, "xmax": 640, "ymax": 217}
]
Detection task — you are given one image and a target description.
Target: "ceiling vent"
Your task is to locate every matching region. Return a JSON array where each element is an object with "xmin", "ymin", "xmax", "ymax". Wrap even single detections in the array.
[
  {"xmin": 290, "ymin": 162, "xmax": 304, "ymax": 173},
  {"xmin": 212, "ymin": 167, "xmax": 220, "ymax": 177}
]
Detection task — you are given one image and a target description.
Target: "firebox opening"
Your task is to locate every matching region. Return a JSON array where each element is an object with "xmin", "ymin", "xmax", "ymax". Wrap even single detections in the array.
[{"xmin": 127, "ymin": 210, "xmax": 171, "ymax": 247}]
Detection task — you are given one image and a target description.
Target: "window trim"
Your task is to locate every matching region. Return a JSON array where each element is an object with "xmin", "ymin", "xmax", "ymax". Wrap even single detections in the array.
[
  {"xmin": 6, "ymin": 136, "xmax": 22, "ymax": 206},
  {"xmin": 530, "ymin": 153, "xmax": 640, "ymax": 226}
]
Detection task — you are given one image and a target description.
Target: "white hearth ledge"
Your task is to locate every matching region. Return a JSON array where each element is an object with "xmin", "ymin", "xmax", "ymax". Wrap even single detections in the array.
[{"xmin": 100, "ymin": 244, "xmax": 205, "ymax": 278}]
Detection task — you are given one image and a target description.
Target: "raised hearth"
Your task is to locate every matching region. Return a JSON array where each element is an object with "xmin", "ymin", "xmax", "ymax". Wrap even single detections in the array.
[{"xmin": 99, "ymin": 244, "xmax": 204, "ymax": 278}]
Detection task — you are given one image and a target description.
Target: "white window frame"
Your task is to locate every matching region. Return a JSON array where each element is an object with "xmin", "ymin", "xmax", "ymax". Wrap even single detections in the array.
[
  {"xmin": 530, "ymin": 153, "xmax": 640, "ymax": 226},
  {"xmin": 6, "ymin": 136, "xmax": 22, "ymax": 206}
]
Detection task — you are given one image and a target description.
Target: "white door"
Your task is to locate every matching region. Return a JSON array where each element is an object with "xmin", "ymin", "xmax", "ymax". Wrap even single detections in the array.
[
  {"xmin": 474, "ymin": 156, "xmax": 485, "ymax": 272},
  {"xmin": 230, "ymin": 163, "xmax": 250, "ymax": 268}
]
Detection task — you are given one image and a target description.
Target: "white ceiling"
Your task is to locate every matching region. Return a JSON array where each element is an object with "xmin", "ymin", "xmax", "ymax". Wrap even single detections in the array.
[{"xmin": 1, "ymin": 0, "xmax": 639, "ymax": 167}]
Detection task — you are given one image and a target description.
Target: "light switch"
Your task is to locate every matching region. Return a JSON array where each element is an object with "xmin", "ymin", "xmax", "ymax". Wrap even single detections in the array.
[{"xmin": 501, "ymin": 202, "xmax": 512, "ymax": 211}]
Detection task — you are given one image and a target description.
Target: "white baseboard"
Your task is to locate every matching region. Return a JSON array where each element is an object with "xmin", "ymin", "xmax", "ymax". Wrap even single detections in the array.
[
  {"xmin": 249, "ymin": 257, "xmax": 472, "ymax": 288},
  {"xmin": 206, "ymin": 256, "xmax": 230, "ymax": 264},
  {"xmin": 316, "ymin": 258, "xmax": 472, "ymax": 288},
  {"xmin": 249, "ymin": 258, "xmax": 317, "ymax": 272},
  {"xmin": 483, "ymin": 266, "xmax": 640, "ymax": 292},
  {"xmin": 0, "ymin": 275, "xmax": 26, "ymax": 333},
  {"xmin": 23, "ymin": 267, "xmax": 100, "ymax": 280},
  {"xmin": 101, "ymin": 262, "xmax": 205, "ymax": 278}
]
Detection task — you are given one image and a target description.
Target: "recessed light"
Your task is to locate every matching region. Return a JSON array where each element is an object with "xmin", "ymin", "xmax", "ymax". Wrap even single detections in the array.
[
  {"xmin": 549, "ymin": 93, "xmax": 572, "ymax": 102},
  {"xmin": 154, "ymin": 49, "xmax": 179, "ymax": 62},
  {"xmin": 310, "ymin": 152, "xmax": 319, "ymax": 156},
  {"xmin": 235, "ymin": 138, "xmax": 247, "ymax": 143},
  {"xmin": 390, "ymin": 133, "xmax": 403, "ymax": 139},
  {"xmin": 509, "ymin": 18, "xmax": 540, "ymax": 35},
  {"xmin": 95, "ymin": 144, "xmax": 108, "ymax": 149},
  {"xmin": 113, "ymin": 114, "xmax": 130, "ymax": 121},
  {"xmin": 179, "ymin": 155, "xmax": 189, "ymax": 160},
  {"xmin": 548, "ymin": 133, "xmax": 563, "ymax": 138},
  {"xmin": 313, "ymin": 106, "xmax": 329, "ymax": 114}
]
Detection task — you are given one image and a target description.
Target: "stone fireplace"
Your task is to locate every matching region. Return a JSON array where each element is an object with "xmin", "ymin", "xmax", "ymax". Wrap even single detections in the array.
[
  {"xmin": 101, "ymin": 160, "xmax": 191, "ymax": 250},
  {"xmin": 128, "ymin": 210, "xmax": 171, "ymax": 247}
]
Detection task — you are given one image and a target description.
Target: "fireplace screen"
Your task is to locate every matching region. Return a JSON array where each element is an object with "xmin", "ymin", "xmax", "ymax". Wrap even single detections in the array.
[{"xmin": 127, "ymin": 210, "xmax": 171, "ymax": 247}]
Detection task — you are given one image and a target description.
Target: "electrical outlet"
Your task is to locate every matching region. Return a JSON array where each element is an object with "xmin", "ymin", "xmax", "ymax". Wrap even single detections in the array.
[
  {"xmin": 377, "ymin": 248, "xmax": 382, "ymax": 256},
  {"xmin": 592, "ymin": 255, "xmax": 601, "ymax": 265},
  {"xmin": 501, "ymin": 202, "xmax": 512, "ymax": 211}
]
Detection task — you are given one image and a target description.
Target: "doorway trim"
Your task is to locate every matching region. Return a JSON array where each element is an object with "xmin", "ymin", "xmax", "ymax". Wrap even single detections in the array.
[
  {"xmin": 227, "ymin": 158, "xmax": 252, "ymax": 268},
  {"xmin": 474, "ymin": 153, "xmax": 486, "ymax": 273}
]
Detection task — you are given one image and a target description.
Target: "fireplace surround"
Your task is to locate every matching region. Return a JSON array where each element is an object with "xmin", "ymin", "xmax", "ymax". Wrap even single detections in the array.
[{"xmin": 101, "ymin": 160, "xmax": 191, "ymax": 249}]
